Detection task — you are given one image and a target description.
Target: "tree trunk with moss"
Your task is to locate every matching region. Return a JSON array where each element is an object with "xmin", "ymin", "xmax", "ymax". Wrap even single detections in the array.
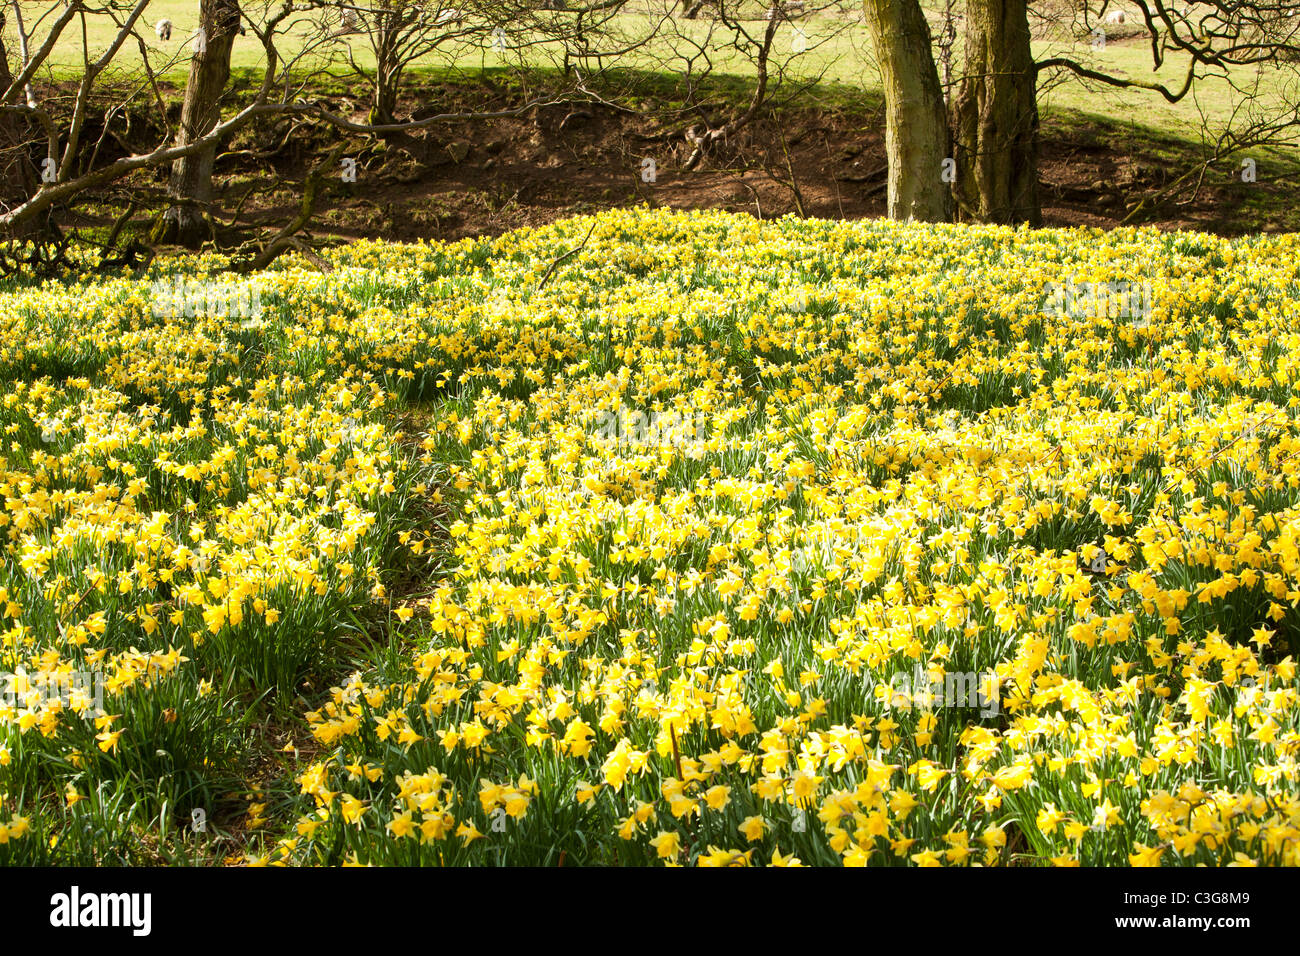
[
  {"xmin": 156, "ymin": 0, "xmax": 241, "ymax": 247},
  {"xmin": 861, "ymin": 0, "xmax": 951, "ymax": 222},
  {"xmin": 952, "ymin": 0, "xmax": 1040, "ymax": 225}
]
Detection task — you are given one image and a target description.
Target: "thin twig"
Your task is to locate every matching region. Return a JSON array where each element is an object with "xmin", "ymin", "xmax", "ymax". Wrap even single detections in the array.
[{"xmin": 534, "ymin": 219, "xmax": 598, "ymax": 294}]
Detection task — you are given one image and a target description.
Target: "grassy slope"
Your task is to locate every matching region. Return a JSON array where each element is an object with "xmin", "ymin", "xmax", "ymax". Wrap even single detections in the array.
[{"xmin": 15, "ymin": 1, "xmax": 1295, "ymax": 142}]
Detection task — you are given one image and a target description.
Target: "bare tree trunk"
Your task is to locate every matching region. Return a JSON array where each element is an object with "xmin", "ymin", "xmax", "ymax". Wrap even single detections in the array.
[
  {"xmin": 372, "ymin": 7, "xmax": 396, "ymax": 125},
  {"xmin": 371, "ymin": 79, "xmax": 399, "ymax": 128},
  {"xmin": 156, "ymin": 0, "xmax": 241, "ymax": 247},
  {"xmin": 861, "ymin": 0, "xmax": 951, "ymax": 222},
  {"xmin": 0, "ymin": 20, "xmax": 39, "ymax": 237},
  {"xmin": 952, "ymin": 0, "xmax": 1040, "ymax": 225}
]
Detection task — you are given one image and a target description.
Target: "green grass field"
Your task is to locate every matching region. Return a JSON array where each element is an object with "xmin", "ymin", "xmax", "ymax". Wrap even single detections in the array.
[{"xmin": 13, "ymin": 0, "xmax": 1296, "ymax": 150}]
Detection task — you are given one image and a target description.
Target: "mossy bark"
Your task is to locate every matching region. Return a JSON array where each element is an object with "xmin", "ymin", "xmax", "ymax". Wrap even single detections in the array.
[
  {"xmin": 952, "ymin": 0, "xmax": 1041, "ymax": 225},
  {"xmin": 157, "ymin": 0, "xmax": 242, "ymax": 247},
  {"xmin": 861, "ymin": 0, "xmax": 952, "ymax": 222}
]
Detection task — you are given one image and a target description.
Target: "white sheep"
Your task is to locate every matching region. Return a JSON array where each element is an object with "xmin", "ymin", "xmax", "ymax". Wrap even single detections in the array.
[
  {"xmin": 1104, "ymin": 9, "xmax": 1125, "ymax": 24},
  {"xmin": 156, "ymin": 18, "xmax": 172, "ymax": 41},
  {"xmin": 765, "ymin": 1, "xmax": 805, "ymax": 19}
]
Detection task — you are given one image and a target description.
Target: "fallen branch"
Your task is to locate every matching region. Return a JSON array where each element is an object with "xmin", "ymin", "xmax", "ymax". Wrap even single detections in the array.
[
  {"xmin": 534, "ymin": 219, "xmax": 598, "ymax": 293},
  {"xmin": 233, "ymin": 142, "xmax": 346, "ymax": 274}
]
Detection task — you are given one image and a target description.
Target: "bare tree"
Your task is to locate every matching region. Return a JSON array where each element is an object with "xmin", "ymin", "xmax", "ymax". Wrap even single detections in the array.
[
  {"xmin": 642, "ymin": 0, "xmax": 853, "ymax": 175},
  {"xmin": 330, "ymin": 0, "xmax": 480, "ymax": 125},
  {"xmin": 0, "ymin": 0, "xmax": 611, "ymax": 265},
  {"xmin": 155, "ymin": 0, "xmax": 246, "ymax": 246},
  {"xmin": 1029, "ymin": 2, "xmax": 1300, "ymax": 221},
  {"xmin": 0, "ymin": 6, "xmax": 39, "ymax": 236}
]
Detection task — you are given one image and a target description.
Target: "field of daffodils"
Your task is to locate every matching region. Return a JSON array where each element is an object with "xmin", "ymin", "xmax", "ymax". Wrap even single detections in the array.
[{"xmin": 1, "ymin": 206, "xmax": 1297, "ymax": 866}]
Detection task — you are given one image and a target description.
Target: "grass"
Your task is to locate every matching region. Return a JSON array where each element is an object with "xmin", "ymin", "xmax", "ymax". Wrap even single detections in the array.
[{"xmin": 12, "ymin": 0, "xmax": 1298, "ymax": 146}]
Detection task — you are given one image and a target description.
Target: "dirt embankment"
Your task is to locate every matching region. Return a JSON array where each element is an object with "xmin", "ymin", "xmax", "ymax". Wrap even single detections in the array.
[{"xmin": 75, "ymin": 75, "xmax": 1300, "ymax": 249}]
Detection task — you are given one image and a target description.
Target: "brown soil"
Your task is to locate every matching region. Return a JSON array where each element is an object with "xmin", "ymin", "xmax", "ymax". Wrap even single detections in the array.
[{"xmin": 76, "ymin": 75, "xmax": 1300, "ymax": 252}]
